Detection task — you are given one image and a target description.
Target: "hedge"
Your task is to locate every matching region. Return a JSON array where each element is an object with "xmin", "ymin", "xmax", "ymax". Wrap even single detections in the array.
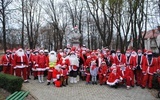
[{"xmin": 0, "ymin": 73, "xmax": 24, "ymax": 93}]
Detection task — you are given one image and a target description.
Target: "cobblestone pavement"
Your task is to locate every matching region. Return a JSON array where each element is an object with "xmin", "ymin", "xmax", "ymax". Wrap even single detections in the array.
[{"xmin": 22, "ymin": 76, "xmax": 159, "ymax": 100}]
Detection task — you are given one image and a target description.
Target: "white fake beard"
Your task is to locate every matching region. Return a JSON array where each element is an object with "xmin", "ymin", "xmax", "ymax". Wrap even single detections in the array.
[
  {"xmin": 17, "ymin": 51, "xmax": 24, "ymax": 57},
  {"xmin": 49, "ymin": 55, "xmax": 57, "ymax": 62}
]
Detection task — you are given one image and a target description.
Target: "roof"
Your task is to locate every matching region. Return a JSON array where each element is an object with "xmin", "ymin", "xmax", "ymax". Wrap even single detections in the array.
[{"xmin": 142, "ymin": 29, "xmax": 160, "ymax": 39}]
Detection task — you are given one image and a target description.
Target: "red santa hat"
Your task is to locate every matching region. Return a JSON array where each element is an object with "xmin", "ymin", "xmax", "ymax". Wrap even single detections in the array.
[
  {"xmin": 147, "ymin": 50, "xmax": 152, "ymax": 55},
  {"xmin": 126, "ymin": 50, "xmax": 130, "ymax": 53},
  {"xmin": 44, "ymin": 49, "xmax": 49, "ymax": 53},
  {"xmin": 12, "ymin": 48, "xmax": 17, "ymax": 53},
  {"xmin": 138, "ymin": 49, "xmax": 142, "ymax": 53},
  {"xmin": 6, "ymin": 49, "xmax": 11, "ymax": 53},
  {"xmin": 39, "ymin": 50, "xmax": 44, "ymax": 53},
  {"xmin": 70, "ymin": 50, "xmax": 75, "ymax": 54},
  {"xmin": 101, "ymin": 61, "xmax": 106, "ymax": 64},
  {"xmin": 116, "ymin": 49, "xmax": 121, "ymax": 53}
]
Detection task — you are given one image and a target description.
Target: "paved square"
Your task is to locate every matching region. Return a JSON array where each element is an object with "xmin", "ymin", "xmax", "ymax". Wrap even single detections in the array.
[{"xmin": 22, "ymin": 76, "xmax": 159, "ymax": 100}]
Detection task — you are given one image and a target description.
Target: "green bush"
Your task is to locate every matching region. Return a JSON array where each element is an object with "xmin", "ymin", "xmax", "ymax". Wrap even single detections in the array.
[{"xmin": 0, "ymin": 73, "xmax": 23, "ymax": 93}]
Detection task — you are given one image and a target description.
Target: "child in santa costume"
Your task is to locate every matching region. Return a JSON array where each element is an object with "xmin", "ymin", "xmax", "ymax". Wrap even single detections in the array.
[
  {"xmin": 46, "ymin": 51, "xmax": 57, "ymax": 85},
  {"xmin": 90, "ymin": 61, "xmax": 98, "ymax": 84}
]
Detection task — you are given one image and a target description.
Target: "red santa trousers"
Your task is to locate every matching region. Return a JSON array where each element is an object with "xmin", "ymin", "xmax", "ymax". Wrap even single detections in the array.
[
  {"xmin": 86, "ymin": 74, "xmax": 90, "ymax": 83},
  {"xmin": 124, "ymin": 76, "xmax": 131, "ymax": 86},
  {"xmin": 3, "ymin": 66, "xmax": 11, "ymax": 74},
  {"xmin": 15, "ymin": 68, "xmax": 27, "ymax": 80},
  {"xmin": 141, "ymin": 74, "xmax": 153, "ymax": 88},
  {"xmin": 135, "ymin": 70, "xmax": 143, "ymax": 85},
  {"xmin": 47, "ymin": 68, "xmax": 54, "ymax": 82},
  {"xmin": 99, "ymin": 74, "xmax": 107, "ymax": 85}
]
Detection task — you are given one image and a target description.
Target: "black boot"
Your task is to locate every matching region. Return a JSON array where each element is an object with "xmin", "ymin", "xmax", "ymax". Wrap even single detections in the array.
[
  {"xmin": 34, "ymin": 76, "xmax": 38, "ymax": 80},
  {"xmin": 47, "ymin": 82, "xmax": 50, "ymax": 85},
  {"xmin": 66, "ymin": 79, "xmax": 68, "ymax": 85}
]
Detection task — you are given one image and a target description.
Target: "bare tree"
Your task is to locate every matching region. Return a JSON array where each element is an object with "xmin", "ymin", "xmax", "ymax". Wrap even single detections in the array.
[{"xmin": 0, "ymin": 0, "xmax": 12, "ymax": 52}]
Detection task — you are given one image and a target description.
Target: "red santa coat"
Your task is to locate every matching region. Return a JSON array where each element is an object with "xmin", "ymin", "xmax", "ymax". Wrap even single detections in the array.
[
  {"xmin": 114, "ymin": 54, "xmax": 125, "ymax": 65},
  {"xmin": 104, "ymin": 55, "xmax": 114, "ymax": 67},
  {"xmin": 57, "ymin": 52, "xmax": 63, "ymax": 61},
  {"xmin": 142, "ymin": 56, "xmax": 157, "ymax": 75},
  {"xmin": 107, "ymin": 72, "xmax": 121, "ymax": 85},
  {"xmin": 32, "ymin": 54, "xmax": 39, "ymax": 71},
  {"xmin": 37, "ymin": 54, "xmax": 46, "ymax": 71},
  {"xmin": 59, "ymin": 57, "xmax": 70, "ymax": 70},
  {"xmin": 117, "ymin": 67, "xmax": 132, "ymax": 80},
  {"xmin": 52, "ymin": 68, "xmax": 62, "ymax": 79},
  {"xmin": 135, "ymin": 55, "xmax": 146, "ymax": 70},
  {"xmin": 11, "ymin": 54, "xmax": 15, "ymax": 66},
  {"xmin": 157, "ymin": 56, "xmax": 160, "ymax": 71},
  {"xmin": 13, "ymin": 54, "xmax": 28, "ymax": 68},
  {"xmin": 124, "ymin": 56, "xmax": 136, "ymax": 70},
  {"xmin": 45, "ymin": 55, "xmax": 49, "ymax": 68},
  {"xmin": 1, "ymin": 54, "xmax": 11, "ymax": 66},
  {"xmin": 98, "ymin": 64, "xmax": 108, "ymax": 76},
  {"xmin": 68, "ymin": 55, "xmax": 79, "ymax": 71},
  {"xmin": 26, "ymin": 53, "xmax": 33, "ymax": 64}
]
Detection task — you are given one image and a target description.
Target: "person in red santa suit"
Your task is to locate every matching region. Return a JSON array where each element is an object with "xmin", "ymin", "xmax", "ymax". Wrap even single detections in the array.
[
  {"xmin": 10, "ymin": 49, "xmax": 16, "ymax": 75},
  {"xmin": 57, "ymin": 49, "xmax": 64, "ymax": 62},
  {"xmin": 25, "ymin": 49, "xmax": 33, "ymax": 79},
  {"xmin": 79, "ymin": 51, "xmax": 87, "ymax": 81},
  {"xmin": 58, "ymin": 53, "xmax": 70, "ymax": 85},
  {"xmin": 46, "ymin": 51, "xmax": 57, "ymax": 85},
  {"xmin": 114, "ymin": 50, "xmax": 125, "ymax": 65},
  {"xmin": 1, "ymin": 50, "xmax": 12, "ymax": 74},
  {"xmin": 96, "ymin": 53, "xmax": 104, "ymax": 68},
  {"xmin": 85, "ymin": 55, "xmax": 91, "ymax": 84},
  {"xmin": 117, "ymin": 63, "xmax": 132, "ymax": 89},
  {"xmin": 68, "ymin": 51, "xmax": 79, "ymax": 83},
  {"xmin": 13, "ymin": 48, "xmax": 29, "ymax": 83},
  {"xmin": 52, "ymin": 64, "xmax": 63, "ymax": 87},
  {"xmin": 32, "ymin": 50, "xmax": 39, "ymax": 80},
  {"xmin": 124, "ymin": 50, "xmax": 136, "ymax": 87},
  {"xmin": 37, "ymin": 50, "xmax": 47, "ymax": 83},
  {"xmin": 98, "ymin": 61, "xmax": 108, "ymax": 85},
  {"xmin": 103, "ymin": 51, "xmax": 114, "ymax": 68},
  {"xmin": 107, "ymin": 67, "xmax": 122, "ymax": 88},
  {"xmin": 135, "ymin": 49, "xmax": 145, "ymax": 86},
  {"xmin": 157, "ymin": 55, "xmax": 160, "ymax": 85},
  {"xmin": 141, "ymin": 50, "xmax": 157, "ymax": 89}
]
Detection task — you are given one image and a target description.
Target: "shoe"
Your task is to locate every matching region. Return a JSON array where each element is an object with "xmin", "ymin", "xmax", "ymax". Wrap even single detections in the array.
[
  {"xmin": 141, "ymin": 86, "xmax": 145, "ymax": 89},
  {"xmin": 24, "ymin": 80, "xmax": 29, "ymax": 83},
  {"xmin": 47, "ymin": 82, "xmax": 50, "ymax": 85},
  {"xmin": 127, "ymin": 86, "xmax": 130, "ymax": 90}
]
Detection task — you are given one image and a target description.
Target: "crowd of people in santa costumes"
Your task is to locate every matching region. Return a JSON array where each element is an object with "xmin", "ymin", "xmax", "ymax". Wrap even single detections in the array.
[{"xmin": 0, "ymin": 45, "xmax": 160, "ymax": 90}]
